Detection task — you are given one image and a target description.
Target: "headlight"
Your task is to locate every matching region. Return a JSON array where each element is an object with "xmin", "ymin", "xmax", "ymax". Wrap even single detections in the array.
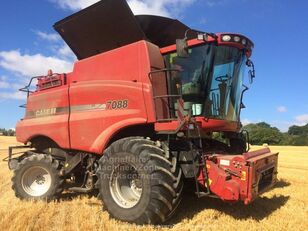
[
  {"xmin": 197, "ymin": 33, "xmax": 209, "ymax": 41},
  {"xmin": 233, "ymin": 36, "xmax": 241, "ymax": 42},
  {"xmin": 222, "ymin": 35, "xmax": 231, "ymax": 42},
  {"xmin": 220, "ymin": 34, "xmax": 252, "ymax": 49}
]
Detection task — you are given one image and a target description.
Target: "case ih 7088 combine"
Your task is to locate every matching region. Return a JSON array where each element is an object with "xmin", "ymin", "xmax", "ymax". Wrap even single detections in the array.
[{"xmin": 8, "ymin": 0, "xmax": 278, "ymax": 224}]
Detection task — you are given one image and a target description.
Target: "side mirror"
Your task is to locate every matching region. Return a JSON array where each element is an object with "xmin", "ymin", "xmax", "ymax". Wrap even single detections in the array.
[
  {"xmin": 176, "ymin": 39, "xmax": 189, "ymax": 58},
  {"xmin": 246, "ymin": 59, "xmax": 255, "ymax": 83}
]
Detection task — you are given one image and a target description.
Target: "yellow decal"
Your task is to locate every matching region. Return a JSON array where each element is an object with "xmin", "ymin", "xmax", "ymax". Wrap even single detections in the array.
[
  {"xmin": 241, "ymin": 171, "xmax": 247, "ymax": 181},
  {"xmin": 206, "ymin": 164, "xmax": 210, "ymax": 169},
  {"xmin": 208, "ymin": 178, "xmax": 212, "ymax": 186}
]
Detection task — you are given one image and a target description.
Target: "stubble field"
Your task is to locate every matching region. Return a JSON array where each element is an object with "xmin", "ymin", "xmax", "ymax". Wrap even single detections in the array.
[{"xmin": 0, "ymin": 136, "xmax": 307, "ymax": 231}]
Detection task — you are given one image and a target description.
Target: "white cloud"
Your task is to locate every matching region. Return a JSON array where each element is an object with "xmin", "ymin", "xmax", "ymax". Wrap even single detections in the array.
[
  {"xmin": 0, "ymin": 50, "xmax": 73, "ymax": 101},
  {"xmin": 0, "ymin": 50, "xmax": 73, "ymax": 77},
  {"xmin": 128, "ymin": 0, "xmax": 169, "ymax": 16},
  {"xmin": 0, "ymin": 80, "xmax": 10, "ymax": 89},
  {"xmin": 0, "ymin": 76, "xmax": 30, "ymax": 100},
  {"xmin": 0, "ymin": 91, "xmax": 26, "ymax": 100},
  {"xmin": 0, "ymin": 81, "xmax": 23, "ymax": 89},
  {"xmin": 58, "ymin": 44, "xmax": 76, "ymax": 60},
  {"xmin": 0, "ymin": 34, "xmax": 74, "ymax": 101},
  {"xmin": 51, "ymin": 0, "xmax": 98, "ymax": 10},
  {"xmin": 34, "ymin": 29, "xmax": 76, "ymax": 60},
  {"xmin": 277, "ymin": 106, "xmax": 287, "ymax": 113},
  {"xmin": 0, "ymin": 81, "xmax": 24, "ymax": 90},
  {"xmin": 35, "ymin": 31, "xmax": 61, "ymax": 42},
  {"xmin": 295, "ymin": 114, "xmax": 308, "ymax": 125},
  {"xmin": 0, "ymin": 75, "xmax": 26, "ymax": 100},
  {"xmin": 51, "ymin": 0, "xmax": 196, "ymax": 17}
]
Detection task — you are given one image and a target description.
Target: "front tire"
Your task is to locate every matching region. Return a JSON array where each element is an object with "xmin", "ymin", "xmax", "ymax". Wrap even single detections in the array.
[
  {"xmin": 12, "ymin": 153, "xmax": 63, "ymax": 200},
  {"xmin": 97, "ymin": 137, "xmax": 183, "ymax": 224}
]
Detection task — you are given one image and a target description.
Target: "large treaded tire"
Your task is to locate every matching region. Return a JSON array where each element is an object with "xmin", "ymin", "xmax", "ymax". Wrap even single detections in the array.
[
  {"xmin": 97, "ymin": 137, "xmax": 183, "ymax": 224},
  {"xmin": 12, "ymin": 153, "xmax": 64, "ymax": 200}
]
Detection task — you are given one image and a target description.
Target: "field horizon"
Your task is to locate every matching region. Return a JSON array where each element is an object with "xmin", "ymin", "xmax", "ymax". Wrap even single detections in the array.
[{"xmin": 0, "ymin": 136, "xmax": 307, "ymax": 230}]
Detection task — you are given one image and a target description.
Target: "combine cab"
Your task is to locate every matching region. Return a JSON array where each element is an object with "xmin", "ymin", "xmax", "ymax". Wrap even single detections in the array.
[{"xmin": 7, "ymin": 0, "xmax": 278, "ymax": 224}]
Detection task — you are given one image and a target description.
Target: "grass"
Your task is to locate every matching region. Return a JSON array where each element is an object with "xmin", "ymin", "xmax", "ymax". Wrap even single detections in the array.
[{"xmin": 0, "ymin": 136, "xmax": 307, "ymax": 230}]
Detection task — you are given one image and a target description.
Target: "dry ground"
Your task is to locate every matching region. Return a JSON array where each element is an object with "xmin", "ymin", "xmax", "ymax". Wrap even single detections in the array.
[{"xmin": 0, "ymin": 136, "xmax": 307, "ymax": 231}]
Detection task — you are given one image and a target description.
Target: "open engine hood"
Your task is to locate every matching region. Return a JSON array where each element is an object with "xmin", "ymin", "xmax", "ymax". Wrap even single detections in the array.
[{"xmin": 53, "ymin": 0, "xmax": 191, "ymax": 60}]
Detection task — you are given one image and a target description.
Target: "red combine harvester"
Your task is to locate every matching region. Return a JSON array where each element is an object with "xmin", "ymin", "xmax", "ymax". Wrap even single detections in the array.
[{"xmin": 7, "ymin": 0, "xmax": 278, "ymax": 224}]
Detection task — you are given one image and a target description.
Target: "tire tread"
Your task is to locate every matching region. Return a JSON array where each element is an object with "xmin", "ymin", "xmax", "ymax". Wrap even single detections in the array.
[{"xmin": 97, "ymin": 137, "xmax": 183, "ymax": 224}]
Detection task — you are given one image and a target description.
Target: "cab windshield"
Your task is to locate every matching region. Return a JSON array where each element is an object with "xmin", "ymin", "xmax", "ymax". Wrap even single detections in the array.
[{"xmin": 164, "ymin": 44, "xmax": 247, "ymax": 121}]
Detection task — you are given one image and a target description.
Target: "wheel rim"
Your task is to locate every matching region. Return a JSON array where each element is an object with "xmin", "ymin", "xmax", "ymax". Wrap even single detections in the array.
[
  {"xmin": 21, "ymin": 166, "xmax": 52, "ymax": 197},
  {"xmin": 109, "ymin": 163, "xmax": 142, "ymax": 208}
]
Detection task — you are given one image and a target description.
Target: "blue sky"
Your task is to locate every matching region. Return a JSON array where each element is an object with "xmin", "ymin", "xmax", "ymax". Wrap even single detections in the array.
[{"xmin": 0, "ymin": 0, "xmax": 307, "ymax": 131}]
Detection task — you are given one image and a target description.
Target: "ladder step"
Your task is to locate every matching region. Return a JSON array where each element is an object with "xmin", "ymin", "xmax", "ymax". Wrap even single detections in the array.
[
  {"xmin": 69, "ymin": 187, "xmax": 92, "ymax": 193},
  {"xmin": 195, "ymin": 191, "xmax": 210, "ymax": 198}
]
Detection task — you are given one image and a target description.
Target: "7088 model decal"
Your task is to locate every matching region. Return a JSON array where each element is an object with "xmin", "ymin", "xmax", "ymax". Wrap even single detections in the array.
[
  {"xmin": 70, "ymin": 99, "xmax": 129, "ymax": 112},
  {"xmin": 106, "ymin": 100, "xmax": 128, "ymax": 110}
]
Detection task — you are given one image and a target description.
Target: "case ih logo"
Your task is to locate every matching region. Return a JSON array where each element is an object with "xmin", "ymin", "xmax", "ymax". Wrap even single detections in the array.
[{"xmin": 35, "ymin": 108, "xmax": 57, "ymax": 117}]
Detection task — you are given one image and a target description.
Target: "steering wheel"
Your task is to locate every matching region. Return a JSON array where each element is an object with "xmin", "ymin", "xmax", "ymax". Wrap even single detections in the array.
[{"xmin": 215, "ymin": 75, "xmax": 231, "ymax": 83}]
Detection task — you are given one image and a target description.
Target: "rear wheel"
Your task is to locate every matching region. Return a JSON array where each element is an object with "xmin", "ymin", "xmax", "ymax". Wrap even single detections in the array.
[
  {"xmin": 97, "ymin": 137, "xmax": 183, "ymax": 224},
  {"xmin": 12, "ymin": 153, "xmax": 64, "ymax": 200}
]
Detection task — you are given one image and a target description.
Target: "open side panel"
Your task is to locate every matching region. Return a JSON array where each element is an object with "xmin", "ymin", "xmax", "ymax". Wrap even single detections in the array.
[
  {"xmin": 54, "ymin": 0, "xmax": 145, "ymax": 59},
  {"xmin": 53, "ymin": 0, "xmax": 192, "ymax": 60},
  {"xmin": 135, "ymin": 15, "xmax": 190, "ymax": 48}
]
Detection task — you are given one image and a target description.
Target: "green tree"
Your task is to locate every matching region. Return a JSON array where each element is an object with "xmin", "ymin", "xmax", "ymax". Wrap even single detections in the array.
[
  {"xmin": 243, "ymin": 123, "xmax": 284, "ymax": 145},
  {"xmin": 0, "ymin": 128, "xmax": 16, "ymax": 136},
  {"xmin": 288, "ymin": 124, "xmax": 308, "ymax": 136},
  {"xmin": 289, "ymin": 136, "xmax": 308, "ymax": 146}
]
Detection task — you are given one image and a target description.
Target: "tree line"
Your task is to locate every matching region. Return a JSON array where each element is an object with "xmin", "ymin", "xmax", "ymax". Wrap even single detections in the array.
[
  {"xmin": 243, "ymin": 122, "xmax": 308, "ymax": 146},
  {"xmin": 0, "ymin": 128, "xmax": 16, "ymax": 136}
]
